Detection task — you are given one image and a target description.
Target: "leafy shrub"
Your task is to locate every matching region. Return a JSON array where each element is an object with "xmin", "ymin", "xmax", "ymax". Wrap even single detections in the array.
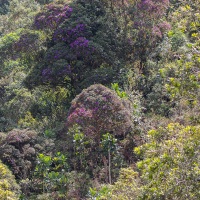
[
  {"xmin": 94, "ymin": 123, "xmax": 200, "ymax": 200},
  {"xmin": 0, "ymin": 30, "xmax": 21, "ymax": 65},
  {"xmin": 0, "ymin": 0, "xmax": 40, "ymax": 34},
  {"xmin": 0, "ymin": 0, "xmax": 9, "ymax": 15},
  {"xmin": 0, "ymin": 128, "xmax": 55, "ymax": 198},
  {"xmin": 33, "ymin": 151, "xmax": 91, "ymax": 199}
]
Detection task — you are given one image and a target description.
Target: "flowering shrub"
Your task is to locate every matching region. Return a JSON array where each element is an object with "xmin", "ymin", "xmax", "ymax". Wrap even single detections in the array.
[
  {"xmin": 42, "ymin": 63, "xmax": 71, "ymax": 84},
  {"xmin": 70, "ymin": 37, "xmax": 95, "ymax": 57},
  {"xmin": 27, "ymin": 0, "xmax": 128, "ymax": 90},
  {"xmin": 67, "ymin": 84, "xmax": 133, "ymax": 139},
  {"xmin": 137, "ymin": 0, "xmax": 169, "ymax": 18},
  {"xmin": 70, "ymin": 37, "xmax": 89, "ymax": 48},
  {"xmin": 52, "ymin": 22, "xmax": 94, "ymax": 58}
]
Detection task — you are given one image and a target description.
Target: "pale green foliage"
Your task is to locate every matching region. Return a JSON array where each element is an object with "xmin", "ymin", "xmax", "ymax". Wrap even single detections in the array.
[
  {"xmin": 111, "ymin": 83, "xmax": 128, "ymax": 98},
  {"xmin": 0, "ymin": 67, "xmax": 35, "ymax": 130},
  {"xmin": 109, "ymin": 168, "xmax": 141, "ymax": 200},
  {"xmin": 0, "ymin": 30, "xmax": 21, "ymax": 50},
  {"xmin": 136, "ymin": 123, "xmax": 200, "ymax": 200},
  {"xmin": 34, "ymin": 152, "xmax": 91, "ymax": 199},
  {"xmin": 0, "ymin": 161, "xmax": 21, "ymax": 200},
  {"xmin": 165, "ymin": 2, "xmax": 200, "ymax": 102},
  {"xmin": 35, "ymin": 152, "xmax": 68, "ymax": 193},
  {"xmin": 89, "ymin": 185, "xmax": 111, "ymax": 200},
  {"xmin": 165, "ymin": 58, "xmax": 199, "ymax": 101}
]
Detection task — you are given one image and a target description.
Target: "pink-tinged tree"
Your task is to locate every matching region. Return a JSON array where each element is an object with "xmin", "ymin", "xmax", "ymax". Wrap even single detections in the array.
[
  {"xmin": 132, "ymin": 0, "xmax": 171, "ymax": 69},
  {"xmin": 67, "ymin": 84, "xmax": 133, "ymax": 140}
]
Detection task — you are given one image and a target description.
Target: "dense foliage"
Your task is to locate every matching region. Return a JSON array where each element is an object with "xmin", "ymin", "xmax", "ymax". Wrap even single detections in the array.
[{"xmin": 0, "ymin": 0, "xmax": 199, "ymax": 199}]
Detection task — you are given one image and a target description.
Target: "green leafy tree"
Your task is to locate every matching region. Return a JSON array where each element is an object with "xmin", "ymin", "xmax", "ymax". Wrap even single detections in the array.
[
  {"xmin": 34, "ymin": 152, "xmax": 68, "ymax": 194},
  {"xmin": 135, "ymin": 123, "xmax": 200, "ymax": 200},
  {"xmin": 100, "ymin": 133, "xmax": 117, "ymax": 184}
]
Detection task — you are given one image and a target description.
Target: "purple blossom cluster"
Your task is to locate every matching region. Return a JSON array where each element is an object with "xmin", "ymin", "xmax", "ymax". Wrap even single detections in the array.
[
  {"xmin": 53, "ymin": 23, "xmax": 86, "ymax": 43},
  {"xmin": 152, "ymin": 26, "xmax": 162, "ymax": 38},
  {"xmin": 42, "ymin": 67, "xmax": 52, "ymax": 77},
  {"xmin": 70, "ymin": 37, "xmax": 95, "ymax": 57},
  {"xmin": 58, "ymin": 65, "xmax": 71, "ymax": 75},
  {"xmin": 157, "ymin": 21, "xmax": 171, "ymax": 32},
  {"xmin": 70, "ymin": 37, "xmax": 89, "ymax": 48},
  {"xmin": 52, "ymin": 23, "xmax": 95, "ymax": 57},
  {"xmin": 34, "ymin": 4, "xmax": 73, "ymax": 30},
  {"xmin": 67, "ymin": 107, "xmax": 93, "ymax": 124},
  {"xmin": 134, "ymin": 0, "xmax": 170, "ymax": 40}
]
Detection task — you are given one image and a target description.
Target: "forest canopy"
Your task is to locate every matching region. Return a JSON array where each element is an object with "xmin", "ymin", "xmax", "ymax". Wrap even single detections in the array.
[{"xmin": 0, "ymin": 0, "xmax": 199, "ymax": 199}]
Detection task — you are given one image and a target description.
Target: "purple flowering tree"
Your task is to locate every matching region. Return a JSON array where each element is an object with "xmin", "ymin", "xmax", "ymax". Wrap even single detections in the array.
[
  {"xmin": 33, "ymin": 3, "xmax": 73, "ymax": 30},
  {"xmin": 27, "ymin": 0, "xmax": 131, "ymax": 90},
  {"xmin": 67, "ymin": 84, "xmax": 133, "ymax": 140},
  {"xmin": 33, "ymin": 2, "xmax": 96, "ymax": 87}
]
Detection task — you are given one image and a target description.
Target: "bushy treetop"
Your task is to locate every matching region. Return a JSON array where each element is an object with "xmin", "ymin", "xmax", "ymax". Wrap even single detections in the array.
[{"xmin": 67, "ymin": 84, "xmax": 133, "ymax": 138}]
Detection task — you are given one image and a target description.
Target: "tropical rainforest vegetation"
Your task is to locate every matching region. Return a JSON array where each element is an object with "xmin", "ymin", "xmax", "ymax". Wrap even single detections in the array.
[{"xmin": 0, "ymin": 0, "xmax": 199, "ymax": 199}]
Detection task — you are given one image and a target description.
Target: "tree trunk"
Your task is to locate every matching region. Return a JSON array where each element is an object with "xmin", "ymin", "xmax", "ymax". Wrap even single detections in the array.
[{"xmin": 108, "ymin": 149, "xmax": 111, "ymax": 184}]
